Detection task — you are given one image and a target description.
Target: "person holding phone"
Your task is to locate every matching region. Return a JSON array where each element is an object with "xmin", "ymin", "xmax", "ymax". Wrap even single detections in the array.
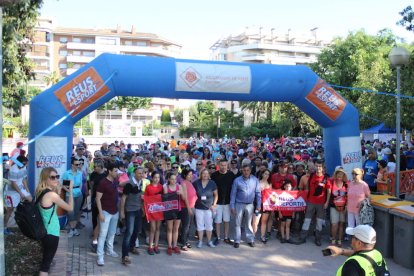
[
  {"xmin": 36, "ymin": 167, "xmax": 74, "ymax": 276},
  {"xmin": 327, "ymin": 225, "xmax": 389, "ymax": 276},
  {"xmin": 4, "ymin": 155, "xmax": 31, "ymax": 235}
]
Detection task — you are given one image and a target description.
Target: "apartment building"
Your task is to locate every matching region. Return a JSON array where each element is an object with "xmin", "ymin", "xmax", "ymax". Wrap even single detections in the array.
[
  {"xmin": 210, "ymin": 26, "xmax": 330, "ymax": 65},
  {"xmin": 27, "ymin": 18, "xmax": 182, "ymax": 89}
]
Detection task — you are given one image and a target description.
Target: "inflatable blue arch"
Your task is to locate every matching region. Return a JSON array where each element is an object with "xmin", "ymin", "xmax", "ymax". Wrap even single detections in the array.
[{"xmin": 28, "ymin": 53, "xmax": 362, "ymax": 192}]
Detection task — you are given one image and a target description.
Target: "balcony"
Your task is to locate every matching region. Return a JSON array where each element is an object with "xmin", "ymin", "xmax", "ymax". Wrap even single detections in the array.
[
  {"xmin": 66, "ymin": 55, "xmax": 94, "ymax": 63},
  {"xmin": 66, "ymin": 42, "xmax": 96, "ymax": 51},
  {"xmin": 119, "ymin": 45, "xmax": 178, "ymax": 57},
  {"xmin": 66, "ymin": 68, "xmax": 79, "ymax": 75}
]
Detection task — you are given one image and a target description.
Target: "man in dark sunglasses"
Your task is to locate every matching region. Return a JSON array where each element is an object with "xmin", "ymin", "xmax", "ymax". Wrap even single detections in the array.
[{"xmin": 62, "ymin": 157, "xmax": 84, "ymax": 237}]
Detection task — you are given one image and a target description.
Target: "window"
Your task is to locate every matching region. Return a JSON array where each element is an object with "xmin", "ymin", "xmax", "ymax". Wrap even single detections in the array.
[
  {"xmin": 45, "ymin": 32, "xmax": 51, "ymax": 42},
  {"xmin": 151, "ymin": 43, "xmax": 161, "ymax": 47},
  {"xmin": 59, "ymin": 37, "xmax": 68, "ymax": 43},
  {"xmin": 124, "ymin": 40, "xmax": 132, "ymax": 46},
  {"xmin": 59, "ymin": 50, "xmax": 67, "ymax": 56},
  {"xmin": 59, "ymin": 63, "xmax": 67, "ymax": 69},
  {"xmin": 82, "ymin": 38, "xmax": 94, "ymax": 44},
  {"xmin": 83, "ymin": 51, "xmax": 95, "ymax": 57},
  {"xmin": 72, "ymin": 37, "xmax": 81, "ymax": 43},
  {"xmin": 73, "ymin": 50, "xmax": 81, "ymax": 56},
  {"xmin": 99, "ymin": 38, "xmax": 116, "ymax": 45},
  {"xmin": 136, "ymin": 41, "xmax": 147, "ymax": 47}
]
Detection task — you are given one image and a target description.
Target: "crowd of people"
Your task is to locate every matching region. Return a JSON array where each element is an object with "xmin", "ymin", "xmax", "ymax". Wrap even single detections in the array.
[{"xmin": 3, "ymin": 135, "xmax": 414, "ymax": 274}]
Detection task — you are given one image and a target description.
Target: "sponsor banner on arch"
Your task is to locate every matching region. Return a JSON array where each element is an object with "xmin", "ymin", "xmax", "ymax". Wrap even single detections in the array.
[
  {"xmin": 54, "ymin": 67, "xmax": 110, "ymax": 117},
  {"xmin": 34, "ymin": 136, "xmax": 67, "ymax": 187},
  {"xmin": 339, "ymin": 136, "xmax": 363, "ymax": 179},
  {"xmin": 262, "ymin": 190, "xmax": 308, "ymax": 212},
  {"xmin": 305, "ymin": 79, "xmax": 347, "ymax": 121},
  {"xmin": 175, "ymin": 62, "xmax": 251, "ymax": 93}
]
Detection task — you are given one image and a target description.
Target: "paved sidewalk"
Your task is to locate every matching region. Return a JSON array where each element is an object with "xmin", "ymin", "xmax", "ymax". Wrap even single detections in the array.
[{"xmin": 63, "ymin": 215, "xmax": 413, "ymax": 276}]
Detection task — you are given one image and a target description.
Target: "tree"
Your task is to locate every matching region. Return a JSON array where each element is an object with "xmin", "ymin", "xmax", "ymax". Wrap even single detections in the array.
[
  {"xmin": 43, "ymin": 71, "xmax": 61, "ymax": 86},
  {"xmin": 161, "ymin": 109, "xmax": 171, "ymax": 123},
  {"xmin": 99, "ymin": 96, "xmax": 152, "ymax": 110},
  {"xmin": 2, "ymin": 0, "xmax": 43, "ymax": 109},
  {"xmin": 310, "ymin": 29, "xmax": 414, "ymax": 130},
  {"xmin": 397, "ymin": 5, "xmax": 414, "ymax": 32}
]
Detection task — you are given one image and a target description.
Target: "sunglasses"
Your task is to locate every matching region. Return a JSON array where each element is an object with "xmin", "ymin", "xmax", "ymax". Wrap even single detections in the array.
[
  {"xmin": 158, "ymin": 164, "xmax": 163, "ymax": 166},
  {"xmin": 172, "ymin": 166, "xmax": 179, "ymax": 169},
  {"xmin": 74, "ymin": 163, "xmax": 81, "ymax": 166},
  {"xmin": 209, "ymin": 167, "xmax": 216, "ymax": 170},
  {"xmin": 49, "ymin": 175, "xmax": 60, "ymax": 180},
  {"xmin": 196, "ymin": 163, "xmax": 202, "ymax": 166}
]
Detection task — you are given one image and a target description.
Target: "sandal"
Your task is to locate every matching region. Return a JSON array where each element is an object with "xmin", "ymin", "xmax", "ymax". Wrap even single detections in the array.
[
  {"xmin": 180, "ymin": 245, "xmax": 189, "ymax": 251},
  {"xmin": 186, "ymin": 242, "xmax": 192, "ymax": 249}
]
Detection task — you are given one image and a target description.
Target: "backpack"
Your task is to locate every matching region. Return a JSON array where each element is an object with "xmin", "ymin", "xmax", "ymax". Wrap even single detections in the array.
[
  {"xmin": 359, "ymin": 198, "xmax": 374, "ymax": 226},
  {"xmin": 357, "ymin": 252, "xmax": 390, "ymax": 276},
  {"xmin": 14, "ymin": 189, "xmax": 55, "ymax": 241}
]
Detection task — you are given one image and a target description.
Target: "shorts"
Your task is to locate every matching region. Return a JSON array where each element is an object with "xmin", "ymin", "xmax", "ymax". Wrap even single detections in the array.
[
  {"xmin": 214, "ymin": 204, "xmax": 231, "ymax": 223},
  {"xmin": 195, "ymin": 209, "xmax": 213, "ymax": 231},
  {"xmin": 67, "ymin": 196, "xmax": 83, "ymax": 221},
  {"xmin": 280, "ymin": 216, "xmax": 292, "ymax": 222},
  {"xmin": 304, "ymin": 202, "xmax": 325, "ymax": 220},
  {"xmin": 5, "ymin": 190, "xmax": 30, "ymax": 208},
  {"xmin": 330, "ymin": 207, "xmax": 346, "ymax": 224}
]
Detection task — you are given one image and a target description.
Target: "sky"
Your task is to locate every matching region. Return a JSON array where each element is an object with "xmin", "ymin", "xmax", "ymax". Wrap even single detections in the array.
[{"xmin": 40, "ymin": 0, "xmax": 414, "ymax": 60}]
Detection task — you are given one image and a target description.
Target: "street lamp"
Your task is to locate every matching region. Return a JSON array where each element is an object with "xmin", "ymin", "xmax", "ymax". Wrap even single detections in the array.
[{"xmin": 389, "ymin": 46, "xmax": 410, "ymax": 197}]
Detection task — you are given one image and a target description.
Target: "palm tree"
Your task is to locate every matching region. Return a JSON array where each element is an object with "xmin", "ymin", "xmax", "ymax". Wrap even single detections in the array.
[{"xmin": 44, "ymin": 71, "xmax": 61, "ymax": 87}]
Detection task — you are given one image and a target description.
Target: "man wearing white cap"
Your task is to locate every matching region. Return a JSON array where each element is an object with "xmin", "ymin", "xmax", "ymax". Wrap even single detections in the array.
[{"xmin": 327, "ymin": 225, "xmax": 389, "ymax": 276}]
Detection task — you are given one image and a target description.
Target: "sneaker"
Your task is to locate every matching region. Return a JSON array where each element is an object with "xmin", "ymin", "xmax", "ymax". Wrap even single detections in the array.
[
  {"xmin": 106, "ymin": 251, "xmax": 119, "ymax": 258},
  {"xmin": 147, "ymin": 247, "xmax": 155, "ymax": 255},
  {"xmin": 121, "ymin": 256, "xmax": 131, "ymax": 265},
  {"xmin": 331, "ymin": 239, "xmax": 336, "ymax": 246},
  {"xmin": 76, "ymin": 222, "xmax": 85, "ymax": 229},
  {"xmin": 116, "ymin": 228, "xmax": 121, "ymax": 236},
  {"xmin": 91, "ymin": 243, "xmax": 97, "ymax": 253},
  {"xmin": 344, "ymin": 235, "xmax": 349, "ymax": 241},
  {"xmin": 337, "ymin": 240, "xmax": 342, "ymax": 247},
  {"xmin": 154, "ymin": 246, "xmax": 160, "ymax": 254},
  {"xmin": 213, "ymin": 237, "xmax": 220, "ymax": 246},
  {"xmin": 197, "ymin": 241, "xmax": 203, "ymax": 248},
  {"xmin": 173, "ymin": 247, "xmax": 181, "ymax": 254},
  {"xmin": 261, "ymin": 237, "xmax": 267, "ymax": 244},
  {"xmin": 266, "ymin": 232, "xmax": 271, "ymax": 241},
  {"xmin": 234, "ymin": 243, "xmax": 240, "ymax": 248},
  {"xmin": 248, "ymin": 242, "xmax": 256, "ymax": 247},
  {"xmin": 207, "ymin": 241, "xmax": 216, "ymax": 248},
  {"xmin": 69, "ymin": 229, "xmax": 80, "ymax": 237},
  {"xmin": 167, "ymin": 247, "xmax": 173, "ymax": 256},
  {"xmin": 223, "ymin": 238, "xmax": 231, "ymax": 244},
  {"xmin": 96, "ymin": 257, "xmax": 104, "ymax": 266},
  {"xmin": 129, "ymin": 248, "xmax": 140, "ymax": 255}
]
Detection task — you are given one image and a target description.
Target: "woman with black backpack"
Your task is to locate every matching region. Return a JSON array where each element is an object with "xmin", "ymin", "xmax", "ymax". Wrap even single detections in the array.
[{"xmin": 36, "ymin": 167, "xmax": 74, "ymax": 276}]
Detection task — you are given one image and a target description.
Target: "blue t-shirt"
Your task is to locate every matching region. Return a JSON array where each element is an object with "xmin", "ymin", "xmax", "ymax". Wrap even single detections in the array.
[
  {"xmin": 363, "ymin": 159, "xmax": 379, "ymax": 187},
  {"xmin": 404, "ymin": 150, "xmax": 414, "ymax": 169},
  {"xmin": 62, "ymin": 169, "xmax": 83, "ymax": 197}
]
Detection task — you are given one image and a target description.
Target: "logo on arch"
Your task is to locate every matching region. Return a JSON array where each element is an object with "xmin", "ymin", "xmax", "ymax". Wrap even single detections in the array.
[
  {"xmin": 306, "ymin": 79, "xmax": 347, "ymax": 121},
  {"xmin": 54, "ymin": 67, "xmax": 110, "ymax": 117},
  {"xmin": 180, "ymin": 67, "xmax": 201, "ymax": 88}
]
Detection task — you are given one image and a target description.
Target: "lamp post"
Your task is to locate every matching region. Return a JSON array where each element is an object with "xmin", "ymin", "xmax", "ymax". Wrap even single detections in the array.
[{"xmin": 389, "ymin": 46, "xmax": 410, "ymax": 197}]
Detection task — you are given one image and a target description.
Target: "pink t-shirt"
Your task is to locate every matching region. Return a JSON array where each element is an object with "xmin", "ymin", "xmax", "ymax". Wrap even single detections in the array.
[
  {"xmin": 181, "ymin": 180, "xmax": 198, "ymax": 208},
  {"xmin": 347, "ymin": 181, "xmax": 370, "ymax": 214}
]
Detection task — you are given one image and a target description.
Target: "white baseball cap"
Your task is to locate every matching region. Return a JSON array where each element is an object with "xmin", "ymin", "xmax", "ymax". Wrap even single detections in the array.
[{"xmin": 346, "ymin": 225, "xmax": 377, "ymax": 244}]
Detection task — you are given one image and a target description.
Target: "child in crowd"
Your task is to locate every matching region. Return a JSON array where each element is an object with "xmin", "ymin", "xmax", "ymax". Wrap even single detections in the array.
[{"xmin": 279, "ymin": 179, "xmax": 294, "ymax": 243}]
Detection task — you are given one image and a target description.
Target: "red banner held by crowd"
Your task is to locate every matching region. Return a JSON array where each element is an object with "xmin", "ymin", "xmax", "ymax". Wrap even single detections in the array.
[
  {"xmin": 144, "ymin": 193, "xmax": 180, "ymax": 222},
  {"xmin": 262, "ymin": 189, "xmax": 308, "ymax": 212}
]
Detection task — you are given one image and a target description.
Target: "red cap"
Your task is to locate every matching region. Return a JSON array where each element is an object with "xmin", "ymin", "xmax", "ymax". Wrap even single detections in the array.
[{"xmin": 17, "ymin": 142, "xmax": 24, "ymax": 147}]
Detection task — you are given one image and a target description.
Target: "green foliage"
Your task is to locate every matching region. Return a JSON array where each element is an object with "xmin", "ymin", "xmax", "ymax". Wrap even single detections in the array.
[
  {"xmin": 397, "ymin": 5, "xmax": 414, "ymax": 32},
  {"xmin": 161, "ymin": 109, "xmax": 171, "ymax": 123},
  {"xmin": 311, "ymin": 29, "xmax": 414, "ymax": 130},
  {"xmin": 105, "ymin": 96, "xmax": 152, "ymax": 110},
  {"xmin": 43, "ymin": 71, "xmax": 61, "ymax": 86},
  {"xmin": 2, "ymin": 0, "xmax": 43, "ymax": 110},
  {"xmin": 174, "ymin": 108, "xmax": 183, "ymax": 123},
  {"xmin": 74, "ymin": 116, "xmax": 93, "ymax": 135}
]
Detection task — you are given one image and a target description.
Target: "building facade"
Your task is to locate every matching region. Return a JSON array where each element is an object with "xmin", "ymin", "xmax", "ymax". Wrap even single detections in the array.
[{"xmin": 27, "ymin": 18, "xmax": 182, "ymax": 89}]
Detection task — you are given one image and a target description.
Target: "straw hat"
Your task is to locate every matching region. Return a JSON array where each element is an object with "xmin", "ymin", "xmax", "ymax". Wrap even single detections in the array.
[{"xmin": 333, "ymin": 166, "xmax": 348, "ymax": 182}]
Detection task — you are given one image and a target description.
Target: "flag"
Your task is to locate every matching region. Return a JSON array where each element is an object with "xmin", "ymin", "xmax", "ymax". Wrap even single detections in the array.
[
  {"xmin": 262, "ymin": 189, "xmax": 308, "ymax": 212},
  {"xmin": 144, "ymin": 193, "xmax": 181, "ymax": 222}
]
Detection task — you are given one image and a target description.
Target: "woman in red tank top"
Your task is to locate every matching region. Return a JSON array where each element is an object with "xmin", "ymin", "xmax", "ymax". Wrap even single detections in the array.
[
  {"xmin": 163, "ymin": 172, "xmax": 186, "ymax": 256},
  {"xmin": 145, "ymin": 172, "xmax": 163, "ymax": 255}
]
